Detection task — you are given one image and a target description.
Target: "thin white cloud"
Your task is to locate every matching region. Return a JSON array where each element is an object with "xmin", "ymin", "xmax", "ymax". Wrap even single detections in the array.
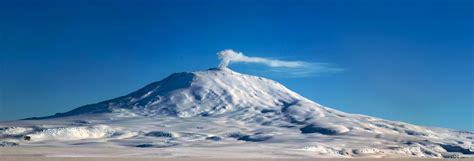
[{"xmin": 217, "ymin": 49, "xmax": 343, "ymax": 77}]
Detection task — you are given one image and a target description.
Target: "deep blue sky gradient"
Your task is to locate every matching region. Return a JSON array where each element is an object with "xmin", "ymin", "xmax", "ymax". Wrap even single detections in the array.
[{"xmin": 0, "ymin": 0, "xmax": 472, "ymax": 130}]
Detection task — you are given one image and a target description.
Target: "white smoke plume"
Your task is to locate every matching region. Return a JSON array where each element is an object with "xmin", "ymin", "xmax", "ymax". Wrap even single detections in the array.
[
  {"xmin": 217, "ymin": 49, "xmax": 308, "ymax": 68},
  {"xmin": 217, "ymin": 49, "xmax": 343, "ymax": 77}
]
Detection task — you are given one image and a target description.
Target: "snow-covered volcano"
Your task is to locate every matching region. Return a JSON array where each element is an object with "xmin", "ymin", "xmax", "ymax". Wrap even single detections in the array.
[
  {"xmin": 33, "ymin": 67, "xmax": 312, "ymax": 120},
  {"xmin": 1, "ymin": 67, "xmax": 473, "ymax": 158}
]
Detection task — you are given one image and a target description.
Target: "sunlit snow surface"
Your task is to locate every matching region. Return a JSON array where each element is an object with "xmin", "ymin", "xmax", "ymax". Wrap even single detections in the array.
[{"xmin": 1, "ymin": 68, "xmax": 473, "ymax": 158}]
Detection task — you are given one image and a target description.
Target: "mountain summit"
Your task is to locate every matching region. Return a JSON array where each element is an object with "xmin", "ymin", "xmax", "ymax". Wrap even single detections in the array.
[
  {"xmin": 1, "ymin": 68, "xmax": 473, "ymax": 158},
  {"xmin": 39, "ymin": 67, "xmax": 316, "ymax": 120}
]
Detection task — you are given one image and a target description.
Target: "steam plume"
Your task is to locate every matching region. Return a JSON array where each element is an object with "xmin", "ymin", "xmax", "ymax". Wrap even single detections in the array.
[
  {"xmin": 216, "ymin": 49, "xmax": 343, "ymax": 77},
  {"xmin": 217, "ymin": 49, "xmax": 307, "ymax": 68}
]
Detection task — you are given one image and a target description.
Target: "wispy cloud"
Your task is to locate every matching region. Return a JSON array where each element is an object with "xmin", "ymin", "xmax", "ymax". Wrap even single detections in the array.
[{"xmin": 217, "ymin": 49, "xmax": 343, "ymax": 77}]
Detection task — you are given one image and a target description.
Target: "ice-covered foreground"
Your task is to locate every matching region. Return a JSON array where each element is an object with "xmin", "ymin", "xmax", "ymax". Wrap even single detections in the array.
[{"xmin": 1, "ymin": 68, "xmax": 473, "ymax": 158}]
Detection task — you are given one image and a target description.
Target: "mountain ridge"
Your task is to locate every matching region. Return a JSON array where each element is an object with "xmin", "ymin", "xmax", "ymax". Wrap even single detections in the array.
[
  {"xmin": 29, "ymin": 67, "xmax": 312, "ymax": 119},
  {"xmin": 3, "ymin": 67, "xmax": 473, "ymax": 158}
]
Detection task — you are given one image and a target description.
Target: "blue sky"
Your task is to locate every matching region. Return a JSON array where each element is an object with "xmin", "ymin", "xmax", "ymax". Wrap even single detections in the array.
[{"xmin": 0, "ymin": 0, "xmax": 472, "ymax": 130}]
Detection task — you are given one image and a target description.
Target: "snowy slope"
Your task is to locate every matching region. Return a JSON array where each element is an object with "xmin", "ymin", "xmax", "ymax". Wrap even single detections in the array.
[{"xmin": 1, "ymin": 67, "xmax": 473, "ymax": 158}]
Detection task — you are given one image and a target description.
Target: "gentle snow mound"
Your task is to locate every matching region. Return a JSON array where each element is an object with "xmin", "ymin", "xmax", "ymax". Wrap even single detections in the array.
[
  {"xmin": 28, "ymin": 125, "xmax": 115, "ymax": 141},
  {"xmin": 302, "ymin": 145, "xmax": 343, "ymax": 156},
  {"xmin": 0, "ymin": 127, "xmax": 33, "ymax": 135}
]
